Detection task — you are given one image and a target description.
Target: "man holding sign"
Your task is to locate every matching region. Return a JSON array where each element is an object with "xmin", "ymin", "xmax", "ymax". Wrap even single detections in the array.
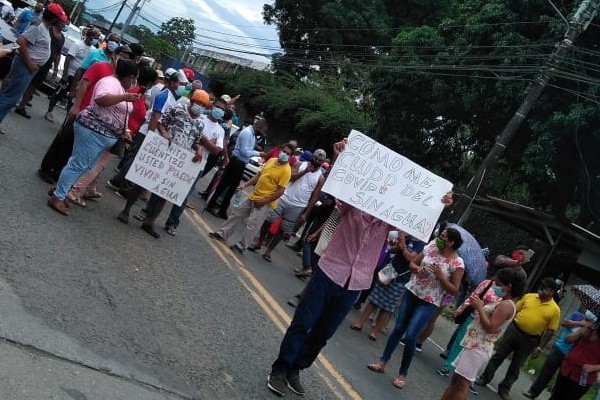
[{"xmin": 266, "ymin": 134, "xmax": 454, "ymax": 397}]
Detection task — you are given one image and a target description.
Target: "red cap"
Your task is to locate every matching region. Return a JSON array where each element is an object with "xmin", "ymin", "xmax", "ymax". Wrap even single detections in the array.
[
  {"xmin": 47, "ymin": 3, "xmax": 69, "ymax": 23},
  {"xmin": 182, "ymin": 67, "xmax": 195, "ymax": 81}
]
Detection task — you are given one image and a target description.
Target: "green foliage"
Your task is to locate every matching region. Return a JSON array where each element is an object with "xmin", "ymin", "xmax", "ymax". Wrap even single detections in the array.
[
  {"xmin": 209, "ymin": 70, "xmax": 373, "ymax": 150},
  {"xmin": 157, "ymin": 17, "xmax": 195, "ymax": 52},
  {"xmin": 144, "ymin": 37, "xmax": 178, "ymax": 59}
]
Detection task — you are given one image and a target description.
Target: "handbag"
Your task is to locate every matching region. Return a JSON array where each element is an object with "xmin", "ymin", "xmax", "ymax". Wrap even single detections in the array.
[
  {"xmin": 377, "ymin": 263, "xmax": 399, "ymax": 286},
  {"xmin": 454, "ymin": 280, "xmax": 494, "ymax": 325},
  {"xmin": 109, "ymin": 101, "xmax": 131, "ymax": 157}
]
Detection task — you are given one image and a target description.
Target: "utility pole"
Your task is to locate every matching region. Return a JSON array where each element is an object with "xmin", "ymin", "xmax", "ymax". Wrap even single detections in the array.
[
  {"xmin": 119, "ymin": 0, "xmax": 144, "ymax": 37},
  {"xmin": 452, "ymin": 0, "xmax": 600, "ymax": 223},
  {"xmin": 108, "ymin": 0, "xmax": 128, "ymax": 33}
]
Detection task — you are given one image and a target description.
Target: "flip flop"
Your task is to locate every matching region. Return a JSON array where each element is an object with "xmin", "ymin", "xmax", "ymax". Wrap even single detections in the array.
[
  {"xmin": 350, "ymin": 325, "xmax": 362, "ymax": 331},
  {"xmin": 165, "ymin": 226, "xmax": 177, "ymax": 236},
  {"xmin": 369, "ymin": 334, "xmax": 377, "ymax": 341},
  {"xmin": 392, "ymin": 375, "xmax": 406, "ymax": 389},
  {"xmin": 262, "ymin": 254, "xmax": 272, "ymax": 262},
  {"xmin": 367, "ymin": 361, "xmax": 386, "ymax": 373}
]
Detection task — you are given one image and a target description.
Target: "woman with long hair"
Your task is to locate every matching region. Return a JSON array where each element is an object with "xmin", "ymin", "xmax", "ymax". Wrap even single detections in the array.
[
  {"xmin": 368, "ymin": 227, "xmax": 465, "ymax": 389},
  {"xmin": 440, "ymin": 268, "xmax": 526, "ymax": 400},
  {"xmin": 47, "ymin": 59, "xmax": 140, "ymax": 215}
]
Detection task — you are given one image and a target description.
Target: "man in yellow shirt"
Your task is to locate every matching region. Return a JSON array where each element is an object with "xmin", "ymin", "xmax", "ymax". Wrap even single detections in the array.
[
  {"xmin": 476, "ymin": 277, "xmax": 561, "ymax": 400},
  {"xmin": 209, "ymin": 144, "xmax": 293, "ymax": 253}
]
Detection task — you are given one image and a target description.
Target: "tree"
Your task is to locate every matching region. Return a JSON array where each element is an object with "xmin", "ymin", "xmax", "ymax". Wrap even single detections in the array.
[
  {"xmin": 128, "ymin": 25, "xmax": 155, "ymax": 45},
  {"xmin": 157, "ymin": 17, "xmax": 195, "ymax": 52},
  {"xmin": 368, "ymin": 0, "xmax": 600, "ymax": 227}
]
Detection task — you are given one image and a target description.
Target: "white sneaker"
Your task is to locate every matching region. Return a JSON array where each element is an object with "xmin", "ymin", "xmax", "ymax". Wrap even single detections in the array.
[{"xmin": 44, "ymin": 112, "xmax": 54, "ymax": 122}]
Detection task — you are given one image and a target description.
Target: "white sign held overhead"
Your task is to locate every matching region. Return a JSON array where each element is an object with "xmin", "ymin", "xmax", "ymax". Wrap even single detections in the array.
[
  {"xmin": 322, "ymin": 130, "xmax": 453, "ymax": 241},
  {"xmin": 125, "ymin": 131, "xmax": 203, "ymax": 207}
]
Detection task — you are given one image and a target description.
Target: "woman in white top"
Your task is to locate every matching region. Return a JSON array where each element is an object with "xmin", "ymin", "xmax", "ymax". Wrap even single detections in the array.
[{"xmin": 441, "ymin": 267, "xmax": 526, "ymax": 400}]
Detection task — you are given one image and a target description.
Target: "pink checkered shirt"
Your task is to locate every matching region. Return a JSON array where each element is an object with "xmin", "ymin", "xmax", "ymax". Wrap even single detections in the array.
[{"xmin": 318, "ymin": 201, "xmax": 391, "ymax": 291}]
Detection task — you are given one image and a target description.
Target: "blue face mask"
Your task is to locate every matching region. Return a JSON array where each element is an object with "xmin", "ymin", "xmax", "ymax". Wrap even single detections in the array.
[
  {"xmin": 175, "ymin": 85, "xmax": 186, "ymax": 97},
  {"xmin": 190, "ymin": 104, "xmax": 205, "ymax": 116},
  {"xmin": 62, "ymin": 26, "xmax": 68, "ymax": 33},
  {"xmin": 585, "ymin": 310, "xmax": 597, "ymax": 322},
  {"xmin": 278, "ymin": 152, "xmax": 290, "ymax": 163},
  {"xmin": 107, "ymin": 40, "xmax": 119, "ymax": 53},
  {"xmin": 211, "ymin": 107, "xmax": 225, "ymax": 120},
  {"xmin": 90, "ymin": 38, "xmax": 99, "ymax": 47},
  {"xmin": 493, "ymin": 286, "xmax": 505, "ymax": 298}
]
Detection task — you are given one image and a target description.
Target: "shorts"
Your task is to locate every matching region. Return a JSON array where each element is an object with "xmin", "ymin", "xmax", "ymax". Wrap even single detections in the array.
[
  {"xmin": 265, "ymin": 197, "xmax": 304, "ymax": 233},
  {"xmin": 452, "ymin": 347, "xmax": 490, "ymax": 382}
]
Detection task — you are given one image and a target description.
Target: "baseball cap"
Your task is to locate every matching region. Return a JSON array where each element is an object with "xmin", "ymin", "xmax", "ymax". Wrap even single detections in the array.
[
  {"xmin": 155, "ymin": 70, "xmax": 164, "ymax": 79},
  {"xmin": 313, "ymin": 148, "xmax": 327, "ymax": 160},
  {"xmin": 47, "ymin": 3, "xmax": 69, "ymax": 23},
  {"xmin": 182, "ymin": 67, "xmax": 195, "ymax": 81},
  {"xmin": 115, "ymin": 45, "xmax": 132, "ymax": 56},
  {"xmin": 191, "ymin": 90, "xmax": 210, "ymax": 106},
  {"xmin": 221, "ymin": 94, "xmax": 232, "ymax": 103},
  {"xmin": 299, "ymin": 150, "xmax": 312, "ymax": 162},
  {"xmin": 164, "ymin": 68, "xmax": 188, "ymax": 83}
]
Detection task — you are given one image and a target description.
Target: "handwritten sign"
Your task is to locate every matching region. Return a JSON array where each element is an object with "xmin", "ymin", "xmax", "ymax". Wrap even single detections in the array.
[
  {"xmin": 125, "ymin": 131, "xmax": 203, "ymax": 206},
  {"xmin": 322, "ymin": 130, "xmax": 453, "ymax": 241}
]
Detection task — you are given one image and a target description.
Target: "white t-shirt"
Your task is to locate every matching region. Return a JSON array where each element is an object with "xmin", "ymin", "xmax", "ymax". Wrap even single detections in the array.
[
  {"xmin": 66, "ymin": 39, "xmax": 92, "ymax": 76},
  {"xmin": 282, "ymin": 161, "xmax": 322, "ymax": 207},
  {"xmin": 199, "ymin": 115, "xmax": 224, "ymax": 165}
]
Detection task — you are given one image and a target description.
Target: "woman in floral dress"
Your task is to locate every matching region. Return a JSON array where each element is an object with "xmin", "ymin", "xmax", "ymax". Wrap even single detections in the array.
[{"xmin": 367, "ymin": 227, "xmax": 465, "ymax": 389}]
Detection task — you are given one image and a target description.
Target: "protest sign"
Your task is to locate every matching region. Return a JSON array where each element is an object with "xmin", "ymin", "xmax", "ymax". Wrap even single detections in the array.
[
  {"xmin": 322, "ymin": 130, "xmax": 453, "ymax": 241},
  {"xmin": 125, "ymin": 131, "xmax": 203, "ymax": 206}
]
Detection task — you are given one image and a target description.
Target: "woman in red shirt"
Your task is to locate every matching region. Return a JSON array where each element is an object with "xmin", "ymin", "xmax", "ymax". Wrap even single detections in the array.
[{"xmin": 549, "ymin": 322, "xmax": 600, "ymax": 400}]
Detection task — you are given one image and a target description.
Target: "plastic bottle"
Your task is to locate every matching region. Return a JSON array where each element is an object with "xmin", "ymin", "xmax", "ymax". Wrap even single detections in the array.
[
  {"xmin": 232, "ymin": 191, "xmax": 242, "ymax": 208},
  {"xmin": 579, "ymin": 370, "xmax": 588, "ymax": 386}
]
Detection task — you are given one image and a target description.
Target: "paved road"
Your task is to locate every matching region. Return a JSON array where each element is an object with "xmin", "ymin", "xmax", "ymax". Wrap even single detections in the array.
[{"xmin": 0, "ymin": 95, "xmax": 540, "ymax": 399}]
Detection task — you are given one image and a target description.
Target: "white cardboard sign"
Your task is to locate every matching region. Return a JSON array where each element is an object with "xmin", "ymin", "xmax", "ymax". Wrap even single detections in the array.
[
  {"xmin": 322, "ymin": 130, "xmax": 453, "ymax": 241},
  {"xmin": 125, "ymin": 131, "xmax": 203, "ymax": 206}
]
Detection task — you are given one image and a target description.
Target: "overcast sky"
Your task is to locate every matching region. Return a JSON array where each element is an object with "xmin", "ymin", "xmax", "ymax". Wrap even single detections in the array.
[{"xmin": 85, "ymin": 0, "xmax": 281, "ymax": 60}]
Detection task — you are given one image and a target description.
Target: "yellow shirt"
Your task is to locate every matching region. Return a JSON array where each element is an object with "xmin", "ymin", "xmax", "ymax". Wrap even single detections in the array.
[
  {"xmin": 248, "ymin": 158, "xmax": 291, "ymax": 208},
  {"xmin": 513, "ymin": 293, "xmax": 560, "ymax": 336}
]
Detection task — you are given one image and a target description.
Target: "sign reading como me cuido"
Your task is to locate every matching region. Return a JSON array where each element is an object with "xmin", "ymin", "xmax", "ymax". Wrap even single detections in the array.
[
  {"xmin": 125, "ymin": 131, "xmax": 203, "ymax": 207},
  {"xmin": 322, "ymin": 130, "xmax": 453, "ymax": 242}
]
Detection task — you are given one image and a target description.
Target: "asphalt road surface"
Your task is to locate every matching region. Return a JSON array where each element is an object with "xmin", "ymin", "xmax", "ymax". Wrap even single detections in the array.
[{"xmin": 0, "ymin": 93, "xmax": 537, "ymax": 400}]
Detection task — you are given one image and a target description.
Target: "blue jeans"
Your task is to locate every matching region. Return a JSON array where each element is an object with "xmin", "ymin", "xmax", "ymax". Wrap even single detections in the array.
[
  {"xmin": 380, "ymin": 290, "xmax": 437, "ymax": 376},
  {"xmin": 271, "ymin": 268, "xmax": 359, "ymax": 376},
  {"xmin": 165, "ymin": 168, "xmax": 203, "ymax": 228},
  {"xmin": 54, "ymin": 122, "xmax": 116, "ymax": 200},
  {"xmin": 0, "ymin": 55, "xmax": 36, "ymax": 122}
]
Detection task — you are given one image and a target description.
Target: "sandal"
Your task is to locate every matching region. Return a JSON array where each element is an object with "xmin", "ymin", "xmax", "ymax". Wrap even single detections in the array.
[
  {"xmin": 367, "ymin": 361, "xmax": 386, "ymax": 373},
  {"xmin": 68, "ymin": 193, "xmax": 87, "ymax": 207},
  {"xmin": 134, "ymin": 211, "xmax": 147, "ymax": 222},
  {"xmin": 350, "ymin": 325, "xmax": 362, "ymax": 331},
  {"xmin": 165, "ymin": 226, "xmax": 177, "ymax": 236},
  {"xmin": 246, "ymin": 245, "xmax": 261, "ymax": 253},
  {"xmin": 262, "ymin": 254, "xmax": 272, "ymax": 262},
  {"xmin": 392, "ymin": 375, "xmax": 406, "ymax": 389},
  {"xmin": 368, "ymin": 334, "xmax": 377, "ymax": 341}
]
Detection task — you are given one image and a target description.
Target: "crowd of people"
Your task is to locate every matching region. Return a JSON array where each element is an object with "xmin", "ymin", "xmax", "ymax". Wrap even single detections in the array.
[{"xmin": 1, "ymin": 2, "xmax": 599, "ymax": 400}]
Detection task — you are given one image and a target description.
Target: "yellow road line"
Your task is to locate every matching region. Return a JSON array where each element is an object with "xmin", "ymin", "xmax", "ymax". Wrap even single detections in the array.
[{"xmin": 186, "ymin": 209, "xmax": 362, "ymax": 400}]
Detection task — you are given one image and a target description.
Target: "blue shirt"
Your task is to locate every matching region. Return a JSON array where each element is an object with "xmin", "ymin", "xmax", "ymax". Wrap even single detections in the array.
[
  {"xmin": 555, "ymin": 311, "xmax": 585, "ymax": 355},
  {"xmin": 232, "ymin": 125, "xmax": 259, "ymax": 163},
  {"xmin": 16, "ymin": 9, "xmax": 35, "ymax": 34}
]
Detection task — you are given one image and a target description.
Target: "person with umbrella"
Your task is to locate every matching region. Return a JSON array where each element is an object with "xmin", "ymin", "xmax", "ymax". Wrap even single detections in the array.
[
  {"xmin": 475, "ymin": 277, "xmax": 561, "ymax": 400},
  {"xmin": 367, "ymin": 227, "xmax": 465, "ymax": 390}
]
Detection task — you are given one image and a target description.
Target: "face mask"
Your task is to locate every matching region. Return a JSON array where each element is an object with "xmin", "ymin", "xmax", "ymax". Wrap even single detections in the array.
[
  {"xmin": 62, "ymin": 26, "xmax": 68, "ymax": 33},
  {"xmin": 129, "ymin": 80, "xmax": 137, "ymax": 90},
  {"xmin": 210, "ymin": 107, "xmax": 225, "ymax": 120},
  {"xmin": 278, "ymin": 152, "xmax": 290, "ymax": 163},
  {"xmin": 107, "ymin": 40, "xmax": 119, "ymax": 53},
  {"xmin": 90, "ymin": 38, "xmax": 99, "ymax": 47},
  {"xmin": 585, "ymin": 310, "xmax": 597, "ymax": 321},
  {"xmin": 493, "ymin": 286, "xmax": 505, "ymax": 298},
  {"xmin": 435, "ymin": 236, "xmax": 446, "ymax": 251},
  {"xmin": 175, "ymin": 85, "xmax": 187, "ymax": 97},
  {"xmin": 190, "ymin": 104, "xmax": 205, "ymax": 116}
]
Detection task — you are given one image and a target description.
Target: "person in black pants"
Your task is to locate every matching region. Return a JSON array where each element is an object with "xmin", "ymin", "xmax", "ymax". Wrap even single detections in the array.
[{"xmin": 205, "ymin": 118, "xmax": 267, "ymax": 219}]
